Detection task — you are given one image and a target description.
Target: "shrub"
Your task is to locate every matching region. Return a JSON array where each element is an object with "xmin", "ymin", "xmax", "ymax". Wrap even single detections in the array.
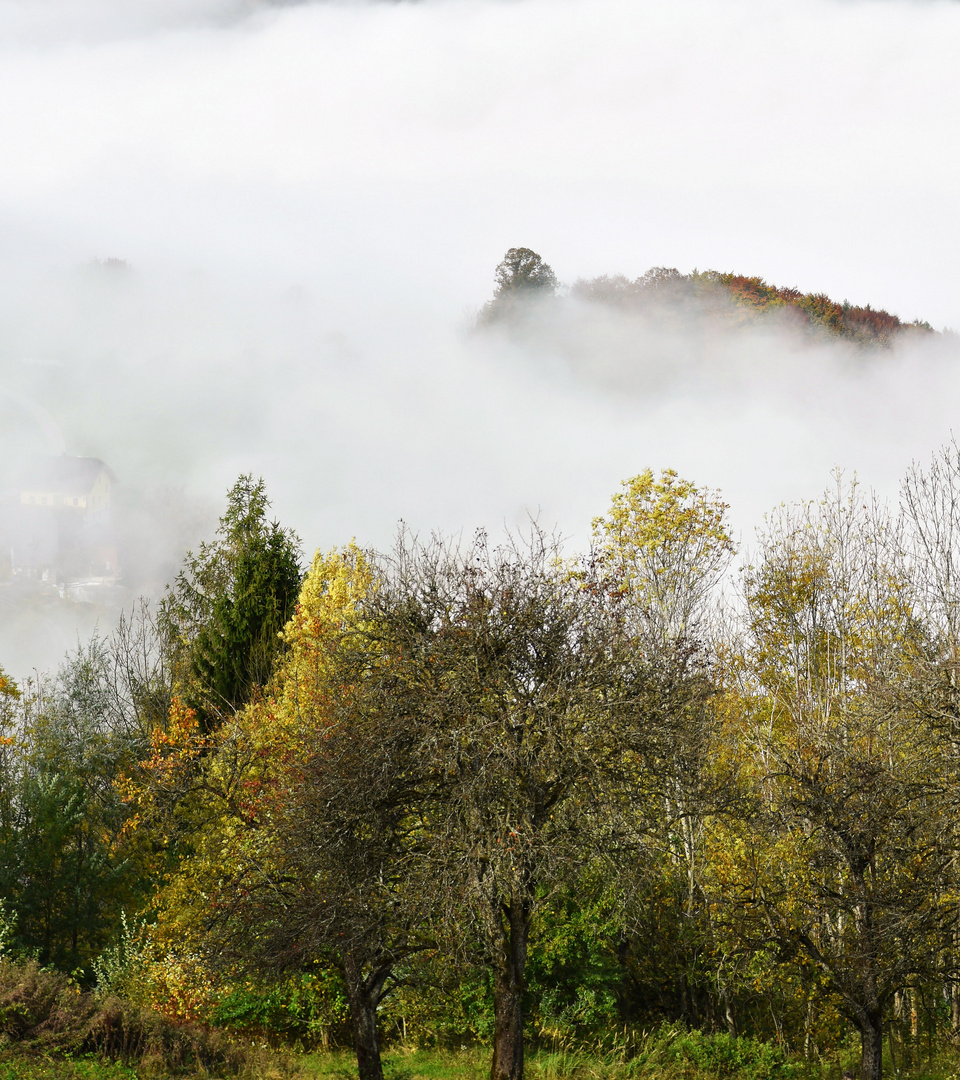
[
  {"xmin": 210, "ymin": 971, "xmax": 351, "ymax": 1049},
  {"xmin": 632, "ymin": 1024, "xmax": 809, "ymax": 1080},
  {"xmin": 0, "ymin": 957, "xmax": 300, "ymax": 1077}
]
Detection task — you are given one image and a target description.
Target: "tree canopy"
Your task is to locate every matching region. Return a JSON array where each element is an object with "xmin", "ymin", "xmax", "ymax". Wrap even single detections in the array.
[{"xmin": 6, "ymin": 460, "xmax": 960, "ymax": 1080}]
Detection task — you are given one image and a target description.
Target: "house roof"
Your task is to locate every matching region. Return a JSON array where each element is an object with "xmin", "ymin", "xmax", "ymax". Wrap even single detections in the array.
[{"xmin": 16, "ymin": 455, "xmax": 117, "ymax": 494}]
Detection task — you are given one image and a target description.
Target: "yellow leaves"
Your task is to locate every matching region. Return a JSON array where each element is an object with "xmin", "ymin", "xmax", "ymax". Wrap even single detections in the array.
[
  {"xmin": 743, "ymin": 479, "xmax": 923, "ymax": 752},
  {"xmin": 594, "ymin": 468, "xmax": 733, "ymax": 558},
  {"xmin": 0, "ymin": 669, "xmax": 20, "ymax": 747},
  {"xmin": 281, "ymin": 542, "xmax": 374, "ymax": 651},
  {"xmin": 592, "ymin": 468, "xmax": 734, "ymax": 642},
  {"xmin": 146, "ymin": 948, "xmax": 218, "ymax": 1026},
  {"xmin": 164, "ymin": 698, "xmax": 203, "ymax": 747},
  {"xmin": 123, "ymin": 698, "xmax": 215, "ymax": 816},
  {"xmin": 273, "ymin": 542, "xmax": 376, "ymax": 729},
  {"xmin": 128, "ymin": 543, "xmax": 381, "ymax": 999}
]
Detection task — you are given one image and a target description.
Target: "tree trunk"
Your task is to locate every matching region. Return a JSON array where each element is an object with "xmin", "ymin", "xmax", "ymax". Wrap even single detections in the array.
[
  {"xmin": 859, "ymin": 1013, "xmax": 883, "ymax": 1080},
  {"xmin": 490, "ymin": 897, "xmax": 529, "ymax": 1080},
  {"xmin": 343, "ymin": 952, "xmax": 389, "ymax": 1080}
]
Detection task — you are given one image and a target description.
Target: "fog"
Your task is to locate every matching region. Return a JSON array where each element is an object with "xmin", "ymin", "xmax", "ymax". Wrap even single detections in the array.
[{"xmin": 1, "ymin": 0, "xmax": 959, "ymax": 677}]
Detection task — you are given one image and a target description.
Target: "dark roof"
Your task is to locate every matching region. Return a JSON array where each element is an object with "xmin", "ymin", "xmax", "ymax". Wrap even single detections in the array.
[{"xmin": 16, "ymin": 455, "xmax": 117, "ymax": 494}]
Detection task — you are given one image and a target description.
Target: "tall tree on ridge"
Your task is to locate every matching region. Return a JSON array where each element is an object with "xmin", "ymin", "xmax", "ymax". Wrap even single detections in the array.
[{"xmin": 479, "ymin": 248, "xmax": 558, "ymax": 324}]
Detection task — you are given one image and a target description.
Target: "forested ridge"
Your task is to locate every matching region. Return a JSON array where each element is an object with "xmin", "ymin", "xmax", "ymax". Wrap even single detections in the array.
[
  {"xmin": 479, "ymin": 248, "xmax": 940, "ymax": 349},
  {"xmin": 5, "ymin": 448, "xmax": 960, "ymax": 1080}
]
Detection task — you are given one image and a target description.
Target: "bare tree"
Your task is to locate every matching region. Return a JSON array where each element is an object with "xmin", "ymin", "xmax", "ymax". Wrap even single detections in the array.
[
  {"xmin": 902, "ymin": 438, "xmax": 960, "ymax": 650},
  {"xmin": 900, "ymin": 439, "xmax": 960, "ymax": 1035},
  {"xmin": 207, "ymin": 681, "xmax": 436, "ymax": 1080}
]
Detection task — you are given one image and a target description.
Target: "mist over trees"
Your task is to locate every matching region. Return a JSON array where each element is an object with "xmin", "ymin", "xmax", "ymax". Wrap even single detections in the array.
[
  {"xmin": 2, "ymin": 0, "xmax": 960, "ymax": 1071},
  {"xmin": 478, "ymin": 248, "xmax": 559, "ymax": 326}
]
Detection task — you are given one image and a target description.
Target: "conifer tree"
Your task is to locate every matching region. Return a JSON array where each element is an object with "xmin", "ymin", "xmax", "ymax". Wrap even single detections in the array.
[{"xmin": 160, "ymin": 475, "xmax": 301, "ymax": 728}]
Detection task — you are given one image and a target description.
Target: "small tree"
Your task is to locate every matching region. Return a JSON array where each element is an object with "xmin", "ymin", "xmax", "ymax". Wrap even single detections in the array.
[
  {"xmin": 494, "ymin": 248, "xmax": 558, "ymax": 296},
  {"xmin": 592, "ymin": 468, "xmax": 734, "ymax": 649},
  {"xmin": 0, "ymin": 644, "xmax": 150, "ymax": 970},
  {"xmin": 592, "ymin": 471, "xmax": 737, "ymax": 1031}
]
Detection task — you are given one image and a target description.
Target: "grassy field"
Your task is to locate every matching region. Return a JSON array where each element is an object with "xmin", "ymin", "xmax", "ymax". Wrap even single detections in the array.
[
  {"xmin": 2, "ymin": 1028, "xmax": 960, "ymax": 1080},
  {"xmin": 0, "ymin": 1058, "xmax": 139, "ymax": 1080}
]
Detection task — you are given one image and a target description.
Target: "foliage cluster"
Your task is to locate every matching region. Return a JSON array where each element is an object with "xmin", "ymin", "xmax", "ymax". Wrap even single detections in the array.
[
  {"xmin": 571, "ymin": 266, "xmax": 934, "ymax": 346},
  {"xmin": 0, "ymin": 955, "xmax": 296, "ymax": 1077}
]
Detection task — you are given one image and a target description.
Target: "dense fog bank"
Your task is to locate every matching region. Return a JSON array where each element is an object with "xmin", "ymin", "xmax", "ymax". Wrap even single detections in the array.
[{"xmin": 1, "ymin": 0, "xmax": 959, "ymax": 675}]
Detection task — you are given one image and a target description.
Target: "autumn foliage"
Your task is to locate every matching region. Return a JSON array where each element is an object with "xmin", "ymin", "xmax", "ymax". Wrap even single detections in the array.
[
  {"xmin": 11, "ymin": 451, "xmax": 960, "ymax": 1080},
  {"xmin": 570, "ymin": 266, "xmax": 935, "ymax": 347}
]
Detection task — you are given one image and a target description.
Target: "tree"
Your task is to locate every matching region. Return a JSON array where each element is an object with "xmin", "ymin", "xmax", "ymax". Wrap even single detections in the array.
[
  {"xmin": 0, "ymin": 642, "xmax": 151, "ymax": 971},
  {"xmin": 479, "ymin": 248, "xmax": 558, "ymax": 324},
  {"xmin": 159, "ymin": 475, "xmax": 301, "ymax": 729},
  {"xmin": 719, "ymin": 478, "xmax": 960, "ymax": 1080},
  {"xmin": 900, "ymin": 438, "xmax": 960, "ymax": 1035},
  {"xmin": 225, "ymin": 655, "xmax": 436, "ymax": 1080},
  {"xmin": 493, "ymin": 248, "xmax": 558, "ymax": 297},
  {"xmin": 349, "ymin": 528, "xmax": 659, "ymax": 1080},
  {"xmin": 902, "ymin": 438, "xmax": 960, "ymax": 657},
  {"xmin": 0, "ymin": 667, "xmax": 21, "ymax": 935},
  {"xmin": 592, "ymin": 471, "xmax": 735, "ymax": 1029},
  {"xmin": 592, "ymin": 468, "xmax": 734, "ymax": 649}
]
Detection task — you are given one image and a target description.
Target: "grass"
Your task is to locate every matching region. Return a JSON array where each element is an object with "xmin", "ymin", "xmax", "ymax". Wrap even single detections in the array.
[
  {"xmin": 294, "ymin": 1036, "xmax": 960, "ymax": 1080},
  {"xmin": 0, "ymin": 1055, "xmax": 139, "ymax": 1080},
  {"xmin": 299, "ymin": 1048, "xmax": 489, "ymax": 1080},
  {"xmin": 2, "ymin": 1025, "xmax": 960, "ymax": 1080},
  {"xmin": 295, "ymin": 1039, "xmax": 805, "ymax": 1080}
]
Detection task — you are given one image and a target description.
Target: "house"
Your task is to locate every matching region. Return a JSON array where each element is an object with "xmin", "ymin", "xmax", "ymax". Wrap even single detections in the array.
[{"xmin": 6, "ymin": 455, "xmax": 120, "ymax": 584}]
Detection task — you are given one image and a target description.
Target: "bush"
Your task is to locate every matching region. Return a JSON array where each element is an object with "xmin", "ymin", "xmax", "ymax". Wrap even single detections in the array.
[
  {"xmin": 0, "ymin": 960, "xmax": 94, "ymax": 1048},
  {"xmin": 0, "ymin": 958, "xmax": 301, "ymax": 1077},
  {"xmin": 90, "ymin": 912, "xmax": 151, "ymax": 1007},
  {"xmin": 210, "ymin": 971, "xmax": 351, "ymax": 1049},
  {"xmin": 631, "ymin": 1024, "xmax": 809, "ymax": 1080}
]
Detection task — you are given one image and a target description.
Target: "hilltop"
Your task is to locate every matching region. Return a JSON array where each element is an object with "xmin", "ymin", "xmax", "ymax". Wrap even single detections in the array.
[
  {"xmin": 480, "ymin": 248, "xmax": 939, "ymax": 350},
  {"xmin": 574, "ymin": 266, "xmax": 936, "ymax": 348}
]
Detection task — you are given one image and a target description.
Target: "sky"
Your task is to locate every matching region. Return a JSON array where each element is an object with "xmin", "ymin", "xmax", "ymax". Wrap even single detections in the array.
[{"xmin": 1, "ymin": 0, "xmax": 959, "ymax": 674}]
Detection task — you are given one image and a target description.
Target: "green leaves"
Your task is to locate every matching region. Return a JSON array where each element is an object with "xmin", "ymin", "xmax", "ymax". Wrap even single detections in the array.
[{"xmin": 160, "ymin": 475, "xmax": 302, "ymax": 728}]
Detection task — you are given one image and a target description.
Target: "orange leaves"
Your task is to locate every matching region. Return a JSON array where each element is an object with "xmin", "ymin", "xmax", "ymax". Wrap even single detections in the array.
[
  {"xmin": 576, "ymin": 265, "xmax": 933, "ymax": 350},
  {"xmin": 122, "ymin": 698, "xmax": 214, "ymax": 811},
  {"xmin": 0, "ymin": 671, "xmax": 19, "ymax": 700}
]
